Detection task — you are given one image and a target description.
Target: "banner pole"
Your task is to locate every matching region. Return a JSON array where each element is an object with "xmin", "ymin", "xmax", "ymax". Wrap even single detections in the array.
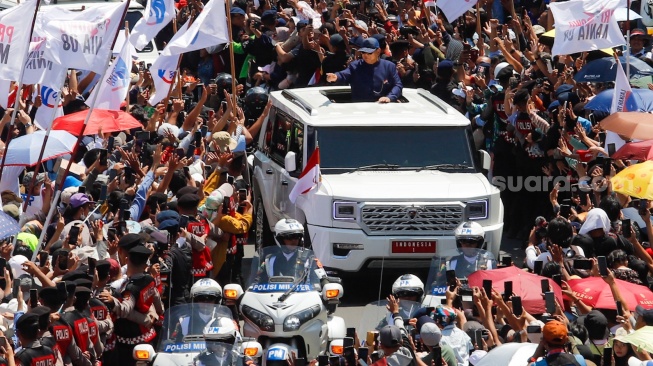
[
  {"xmin": 626, "ymin": 0, "xmax": 631, "ymax": 78},
  {"xmin": 0, "ymin": 0, "xmax": 42, "ymax": 179},
  {"xmin": 58, "ymin": 0, "xmax": 132, "ymax": 192},
  {"xmin": 224, "ymin": 0, "xmax": 238, "ymax": 105},
  {"xmin": 32, "ymin": 190, "xmax": 60, "ymax": 262}
]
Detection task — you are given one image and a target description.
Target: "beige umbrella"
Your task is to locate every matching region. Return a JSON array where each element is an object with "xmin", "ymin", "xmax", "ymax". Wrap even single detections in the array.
[{"xmin": 600, "ymin": 112, "xmax": 653, "ymax": 140}]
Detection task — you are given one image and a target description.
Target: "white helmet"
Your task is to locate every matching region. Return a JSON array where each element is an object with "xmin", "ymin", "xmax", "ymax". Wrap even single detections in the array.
[
  {"xmin": 455, "ymin": 221, "xmax": 485, "ymax": 248},
  {"xmin": 274, "ymin": 219, "xmax": 304, "ymax": 247},
  {"xmin": 391, "ymin": 274, "xmax": 424, "ymax": 300},
  {"xmin": 191, "ymin": 278, "xmax": 223, "ymax": 301}
]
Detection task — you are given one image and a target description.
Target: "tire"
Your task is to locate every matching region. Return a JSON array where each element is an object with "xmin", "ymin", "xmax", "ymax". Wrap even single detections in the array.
[{"xmin": 255, "ymin": 196, "xmax": 273, "ymax": 253}]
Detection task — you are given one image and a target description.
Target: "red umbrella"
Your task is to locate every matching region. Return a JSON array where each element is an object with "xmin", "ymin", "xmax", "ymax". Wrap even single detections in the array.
[
  {"xmin": 468, "ymin": 266, "xmax": 564, "ymax": 315},
  {"xmin": 612, "ymin": 140, "xmax": 653, "ymax": 161},
  {"xmin": 52, "ymin": 109, "xmax": 143, "ymax": 135},
  {"xmin": 567, "ymin": 277, "xmax": 653, "ymax": 311}
]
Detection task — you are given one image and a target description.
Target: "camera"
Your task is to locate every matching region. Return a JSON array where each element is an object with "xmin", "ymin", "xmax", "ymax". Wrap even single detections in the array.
[{"xmin": 399, "ymin": 26, "xmax": 420, "ymax": 37}]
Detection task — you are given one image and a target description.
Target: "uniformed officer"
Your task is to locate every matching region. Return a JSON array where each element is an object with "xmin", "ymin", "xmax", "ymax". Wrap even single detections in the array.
[
  {"xmin": 74, "ymin": 279, "xmax": 103, "ymax": 360},
  {"xmin": 61, "ymin": 286, "xmax": 96, "ymax": 364},
  {"xmin": 14, "ymin": 313, "xmax": 57, "ymax": 366},
  {"xmin": 448, "ymin": 222, "xmax": 496, "ymax": 278}
]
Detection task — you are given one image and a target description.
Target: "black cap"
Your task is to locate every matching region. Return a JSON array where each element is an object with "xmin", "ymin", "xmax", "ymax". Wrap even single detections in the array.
[
  {"xmin": 61, "ymin": 269, "xmax": 91, "ymax": 283},
  {"xmin": 129, "ymin": 245, "xmax": 153, "ymax": 256},
  {"xmin": 39, "ymin": 287, "xmax": 63, "ymax": 308},
  {"xmin": 177, "ymin": 194, "xmax": 201, "ymax": 209},
  {"xmin": 389, "ymin": 40, "xmax": 410, "ymax": 54},
  {"xmin": 65, "ymin": 281, "xmax": 77, "ymax": 298},
  {"xmin": 96, "ymin": 260, "xmax": 111, "ymax": 277},
  {"xmin": 496, "ymin": 65, "xmax": 515, "ymax": 82},
  {"xmin": 29, "ymin": 306, "xmax": 52, "ymax": 330},
  {"xmin": 119, "ymin": 233, "xmax": 143, "ymax": 249},
  {"xmin": 74, "ymin": 278, "xmax": 93, "ymax": 290},
  {"xmin": 15, "ymin": 313, "xmax": 39, "ymax": 335},
  {"xmin": 176, "ymin": 186, "xmax": 200, "ymax": 199}
]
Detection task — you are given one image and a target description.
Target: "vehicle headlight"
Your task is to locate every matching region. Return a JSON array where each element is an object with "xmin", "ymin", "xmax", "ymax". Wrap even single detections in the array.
[
  {"xmin": 242, "ymin": 305, "xmax": 275, "ymax": 332},
  {"xmin": 333, "ymin": 201, "xmax": 357, "ymax": 220},
  {"xmin": 466, "ymin": 199, "xmax": 488, "ymax": 220},
  {"xmin": 283, "ymin": 305, "xmax": 321, "ymax": 331}
]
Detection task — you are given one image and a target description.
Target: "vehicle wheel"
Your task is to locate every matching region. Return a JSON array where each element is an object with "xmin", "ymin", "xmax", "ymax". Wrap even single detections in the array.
[{"xmin": 255, "ymin": 196, "xmax": 273, "ymax": 253}]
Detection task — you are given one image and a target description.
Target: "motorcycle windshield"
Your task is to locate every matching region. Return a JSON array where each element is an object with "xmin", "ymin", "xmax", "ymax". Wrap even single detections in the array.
[
  {"xmin": 194, "ymin": 341, "xmax": 241, "ymax": 366},
  {"xmin": 158, "ymin": 303, "xmax": 236, "ymax": 354},
  {"xmin": 356, "ymin": 300, "xmax": 423, "ymax": 343},
  {"xmin": 246, "ymin": 247, "xmax": 324, "ymax": 292},
  {"xmin": 424, "ymin": 248, "xmax": 497, "ymax": 296}
]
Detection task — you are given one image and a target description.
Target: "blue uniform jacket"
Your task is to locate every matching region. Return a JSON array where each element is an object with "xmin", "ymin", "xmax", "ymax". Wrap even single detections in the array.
[{"xmin": 335, "ymin": 59, "xmax": 403, "ymax": 102}]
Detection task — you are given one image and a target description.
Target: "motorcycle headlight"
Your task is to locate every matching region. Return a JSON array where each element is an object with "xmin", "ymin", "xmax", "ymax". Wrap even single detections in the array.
[
  {"xmin": 466, "ymin": 199, "xmax": 488, "ymax": 220},
  {"xmin": 283, "ymin": 305, "xmax": 321, "ymax": 331},
  {"xmin": 242, "ymin": 305, "xmax": 275, "ymax": 332}
]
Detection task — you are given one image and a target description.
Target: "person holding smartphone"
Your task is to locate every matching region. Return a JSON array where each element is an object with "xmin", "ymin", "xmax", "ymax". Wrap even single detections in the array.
[
  {"xmin": 14, "ymin": 313, "xmax": 57, "ymax": 366},
  {"xmin": 527, "ymin": 320, "xmax": 585, "ymax": 366}
]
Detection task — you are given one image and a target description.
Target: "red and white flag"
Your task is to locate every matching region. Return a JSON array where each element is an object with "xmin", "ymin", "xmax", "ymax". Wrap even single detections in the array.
[
  {"xmin": 423, "ymin": 0, "xmax": 436, "ymax": 8},
  {"xmin": 289, "ymin": 147, "xmax": 321, "ymax": 203},
  {"xmin": 436, "ymin": 0, "xmax": 477, "ymax": 22}
]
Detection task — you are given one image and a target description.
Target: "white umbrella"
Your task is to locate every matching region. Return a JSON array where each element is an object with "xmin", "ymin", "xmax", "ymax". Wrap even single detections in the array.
[
  {"xmin": 475, "ymin": 343, "xmax": 538, "ymax": 366},
  {"xmin": 615, "ymin": 8, "xmax": 642, "ymax": 22},
  {"xmin": 3, "ymin": 130, "xmax": 77, "ymax": 166}
]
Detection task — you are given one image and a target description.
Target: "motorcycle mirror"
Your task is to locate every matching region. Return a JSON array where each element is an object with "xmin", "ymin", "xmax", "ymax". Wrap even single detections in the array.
[
  {"xmin": 133, "ymin": 344, "xmax": 156, "ymax": 362},
  {"xmin": 322, "ymin": 283, "xmax": 344, "ymax": 303},
  {"xmin": 243, "ymin": 341, "xmax": 263, "ymax": 358}
]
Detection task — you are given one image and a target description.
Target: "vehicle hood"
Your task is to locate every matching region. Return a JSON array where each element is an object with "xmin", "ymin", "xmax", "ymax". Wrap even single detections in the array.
[
  {"xmin": 153, "ymin": 352, "xmax": 201, "ymax": 366},
  {"xmin": 319, "ymin": 171, "xmax": 492, "ymax": 200},
  {"xmin": 242, "ymin": 290, "xmax": 325, "ymax": 326}
]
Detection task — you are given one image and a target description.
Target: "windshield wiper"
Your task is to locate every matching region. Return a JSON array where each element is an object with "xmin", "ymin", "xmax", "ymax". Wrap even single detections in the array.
[
  {"xmin": 351, "ymin": 163, "xmax": 400, "ymax": 172},
  {"xmin": 416, "ymin": 164, "xmax": 471, "ymax": 172},
  {"xmin": 278, "ymin": 266, "xmax": 310, "ymax": 302}
]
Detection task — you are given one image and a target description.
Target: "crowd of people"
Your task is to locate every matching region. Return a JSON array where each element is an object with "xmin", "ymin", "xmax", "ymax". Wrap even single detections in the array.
[{"xmin": 2, "ymin": 0, "xmax": 653, "ymax": 365}]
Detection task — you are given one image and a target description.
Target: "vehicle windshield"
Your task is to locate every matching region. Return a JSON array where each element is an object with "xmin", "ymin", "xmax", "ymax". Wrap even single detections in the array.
[
  {"xmin": 157, "ymin": 304, "xmax": 235, "ymax": 353},
  {"xmin": 315, "ymin": 126, "xmax": 475, "ymax": 171},
  {"xmin": 246, "ymin": 247, "xmax": 323, "ymax": 292},
  {"xmin": 424, "ymin": 248, "xmax": 497, "ymax": 297},
  {"xmin": 356, "ymin": 300, "xmax": 423, "ymax": 341}
]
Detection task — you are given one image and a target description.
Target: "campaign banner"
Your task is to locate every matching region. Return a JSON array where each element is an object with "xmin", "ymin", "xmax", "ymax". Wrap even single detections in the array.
[
  {"xmin": 23, "ymin": 35, "xmax": 67, "ymax": 86},
  {"xmin": 0, "ymin": 0, "xmax": 39, "ymax": 82},
  {"xmin": 40, "ymin": 2, "xmax": 128, "ymax": 74},
  {"xmin": 550, "ymin": 0, "xmax": 627, "ymax": 56},
  {"xmin": 147, "ymin": 19, "xmax": 189, "ymax": 106},
  {"xmin": 87, "ymin": 33, "xmax": 133, "ymax": 110},
  {"xmin": 129, "ymin": 0, "xmax": 175, "ymax": 51}
]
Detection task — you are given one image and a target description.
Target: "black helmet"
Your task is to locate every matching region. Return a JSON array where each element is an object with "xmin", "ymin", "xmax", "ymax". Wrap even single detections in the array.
[
  {"xmin": 214, "ymin": 73, "xmax": 233, "ymax": 96},
  {"xmin": 243, "ymin": 87, "xmax": 269, "ymax": 121}
]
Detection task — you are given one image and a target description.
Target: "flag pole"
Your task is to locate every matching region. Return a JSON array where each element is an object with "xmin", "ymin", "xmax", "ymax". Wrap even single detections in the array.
[
  {"xmin": 224, "ymin": 0, "xmax": 238, "ymax": 104},
  {"xmin": 32, "ymin": 190, "xmax": 60, "ymax": 262},
  {"xmin": 626, "ymin": 0, "xmax": 631, "ymax": 78},
  {"xmin": 0, "ymin": 0, "xmax": 41, "ymax": 179},
  {"xmin": 124, "ymin": 21, "xmax": 130, "ymax": 114},
  {"xmin": 58, "ymin": 0, "xmax": 132, "ymax": 192}
]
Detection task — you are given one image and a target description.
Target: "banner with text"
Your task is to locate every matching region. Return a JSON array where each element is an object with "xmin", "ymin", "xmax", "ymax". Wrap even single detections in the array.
[
  {"xmin": 551, "ymin": 0, "xmax": 627, "ymax": 56},
  {"xmin": 87, "ymin": 32, "xmax": 133, "ymax": 111},
  {"xmin": 129, "ymin": 0, "xmax": 175, "ymax": 51},
  {"xmin": 0, "ymin": 0, "xmax": 39, "ymax": 81},
  {"xmin": 40, "ymin": 2, "xmax": 127, "ymax": 74}
]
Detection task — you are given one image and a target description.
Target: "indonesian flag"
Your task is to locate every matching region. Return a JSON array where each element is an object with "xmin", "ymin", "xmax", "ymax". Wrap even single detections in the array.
[
  {"xmin": 289, "ymin": 147, "xmax": 321, "ymax": 203},
  {"xmin": 307, "ymin": 67, "xmax": 322, "ymax": 86},
  {"xmin": 423, "ymin": 0, "xmax": 436, "ymax": 8}
]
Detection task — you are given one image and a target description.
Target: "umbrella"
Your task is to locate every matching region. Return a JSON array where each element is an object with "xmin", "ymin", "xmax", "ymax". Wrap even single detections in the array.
[
  {"xmin": 610, "ymin": 160, "xmax": 653, "ymax": 199},
  {"xmin": 51, "ymin": 109, "xmax": 143, "ymax": 136},
  {"xmin": 585, "ymin": 88, "xmax": 653, "ymax": 113},
  {"xmin": 3, "ymin": 130, "xmax": 77, "ymax": 166},
  {"xmin": 567, "ymin": 277, "xmax": 653, "ymax": 310},
  {"xmin": 600, "ymin": 112, "xmax": 653, "ymax": 141},
  {"xmin": 0, "ymin": 211, "xmax": 20, "ymax": 241},
  {"xmin": 468, "ymin": 266, "xmax": 564, "ymax": 315},
  {"xmin": 475, "ymin": 343, "xmax": 538, "ymax": 366},
  {"xmin": 575, "ymin": 57, "xmax": 653, "ymax": 82},
  {"xmin": 614, "ymin": 8, "xmax": 642, "ymax": 21},
  {"xmin": 615, "ymin": 326, "xmax": 653, "ymax": 354},
  {"xmin": 612, "ymin": 140, "xmax": 653, "ymax": 161}
]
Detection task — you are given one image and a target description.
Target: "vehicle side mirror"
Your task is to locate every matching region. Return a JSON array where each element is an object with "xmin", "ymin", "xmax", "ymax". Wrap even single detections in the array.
[
  {"xmin": 285, "ymin": 152, "xmax": 297, "ymax": 172},
  {"xmin": 322, "ymin": 282, "xmax": 344, "ymax": 303},
  {"xmin": 479, "ymin": 150, "xmax": 491, "ymax": 171},
  {"xmin": 133, "ymin": 344, "xmax": 156, "ymax": 362}
]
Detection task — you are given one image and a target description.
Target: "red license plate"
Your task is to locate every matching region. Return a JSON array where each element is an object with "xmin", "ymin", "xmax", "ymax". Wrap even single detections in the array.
[{"xmin": 391, "ymin": 240, "xmax": 437, "ymax": 253}]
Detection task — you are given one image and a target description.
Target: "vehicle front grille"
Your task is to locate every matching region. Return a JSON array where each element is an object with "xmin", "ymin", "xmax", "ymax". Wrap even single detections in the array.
[{"xmin": 360, "ymin": 204, "xmax": 464, "ymax": 235}]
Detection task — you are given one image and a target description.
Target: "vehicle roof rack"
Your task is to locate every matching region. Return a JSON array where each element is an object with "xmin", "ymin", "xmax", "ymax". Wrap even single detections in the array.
[
  {"xmin": 281, "ymin": 90, "xmax": 314, "ymax": 116},
  {"xmin": 416, "ymin": 90, "xmax": 450, "ymax": 114},
  {"xmin": 319, "ymin": 89, "xmax": 409, "ymax": 103}
]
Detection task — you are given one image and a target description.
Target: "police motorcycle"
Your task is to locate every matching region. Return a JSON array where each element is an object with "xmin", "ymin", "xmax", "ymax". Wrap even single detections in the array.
[
  {"xmin": 224, "ymin": 219, "xmax": 346, "ymax": 361},
  {"xmin": 355, "ymin": 275, "xmax": 425, "ymax": 343},
  {"xmin": 421, "ymin": 222, "xmax": 497, "ymax": 308}
]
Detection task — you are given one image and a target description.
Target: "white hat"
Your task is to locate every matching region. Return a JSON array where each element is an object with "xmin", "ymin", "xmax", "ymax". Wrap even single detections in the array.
[
  {"xmin": 628, "ymin": 358, "xmax": 653, "ymax": 366},
  {"xmin": 191, "ymin": 173, "xmax": 205, "ymax": 184},
  {"xmin": 452, "ymin": 88, "xmax": 466, "ymax": 99},
  {"xmin": 469, "ymin": 350, "xmax": 487, "ymax": 366},
  {"xmin": 8, "ymin": 255, "xmax": 28, "ymax": 279},
  {"xmin": 157, "ymin": 123, "xmax": 180, "ymax": 138},
  {"xmin": 493, "ymin": 62, "xmax": 518, "ymax": 79}
]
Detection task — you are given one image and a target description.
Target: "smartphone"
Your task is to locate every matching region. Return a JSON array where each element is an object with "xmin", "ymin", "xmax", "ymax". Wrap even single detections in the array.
[
  {"xmin": 504, "ymin": 281, "xmax": 513, "ymax": 301},
  {"xmin": 640, "ymin": 199, "xmax": 649, "ymax": 216},
  {"xmin": 39, "ymin": 252, "xmax": 48, "ymax": 267},
  {"xmin": 96, "ymin": 184, "xmax": 107, "ymax": 203},
  {"xmin": 579, "ymin": 192, "xmax": 588, "ymax": 207},
  {"xmin": 88, "ymin": 257, "xmax": 96, "ymax": 274},
  {"xmin": 474, "ymin": 329, "xmax": 483, "ymax": 347},
  {"xmin": 0, "ymin": 258, "xmax": 6, "ymax": 270},
  {"xmin": 186, "ymin": 144, "xmax": 196, "ymax": 159},
  {"xmin": 616, "ymin": 300, "xmax": 623, "ymax": 317},
  {"xmin": 560, "ymin": 204, "xmax": 571, "ymax": 218},
  {"xmin": 30, "ymin": 289, "xmax": 38, "ymax": 308},
  {"xmin": 603, "ymin": 159, "xmax": 612, "ymax": 177},
  {"xmin": 77, "ymin": 186, "xmax": 86, "ymax": 194},
  {"xmin": 295, "ymin": 358, "xmax": 307, "ymax": 366},
  {"xmin": 501, "ymin": 256, "xmax": 512, "ymax": 267},
  {"xmin": 12, "ymin": 278, "xmax": 19, "ymax": 298},
  {"xmin": 108, "ymin": 169, "xmax": 117, "ymax": 182},
  {"xmin": 58, "ymin": 254, "xmax": 68, "ymax": 271},
  {"xmin": 608, "ymin": 143, "xmax": 616, "ymax": 157},
  {"xmin": 179, "ymin": 215, "xmax": 189, "ymax": 229},
  {"xmin": 343, "ymin": 337, "xmax": 354, "ymax": 348},
  {"xmin": 107, "ymin": 136, "xmax": 115, "ymax": 150},
  {"xmin": 623, "ymin": 218, "xmax": 632, "ymax": 238},
  {"xmin": 573, "ymin": 259, "xmax": 593, "ymax": 270},
  {"xmin": 358, "ymin": 348, "xmax": 369, "ymax": 362},
  {"xmin": 123, "ymin": 166, "xmax": 134, "ymax": 184},
  {"xmin": 107, "ymin": 227, "xmax": 117, "ymax": 242},
  {"xmin": 482, "ymin": 279, "xmax": 492, "ymax": 298},
  {"xmin": 318, "ymin": 355, "xmax": 329, "ymax": 366},
  {"xmin": 346, "ymin": 327, "xmax": 356, "ymax": 339},
  {"xmin": 544, "ymin": 292, "xmax": 556, "ymax": 314},
  {"xmin": 512, "ymin": 296, "xmax": 523, "ymax": 317},
  {"xmin": 56, "ymin": 282, "xmax": 67, "ymax": 298},
  {"xmin": 0, "ymin": 336, "xmax": 7, "ymax": 348},
  {"xmin": 136, "ymin": 131, "xmax": 151, "ymax": 141},
  {"xmin": 527, "ymin": 325, "xmax": 542, "ymax": 333},
  {"xmin": 238, "ymin": 188, "xmax": 247, "ymax": 202},
  {"xmin": 68, "ymin": 225, "xmax": 80, "ymax": 245},
  {"xmin": 329, "ymin": 356, "xmax": 339, "ymax": 366},
  {"xmin": 552, "ymin": 274, "xmax": 562, "ymax": 286},
  {"xmin": 541, "ymin": 278, "xmax": 550, "ymax": 293},
  {"xmin": 227, "ymin": 175, "xmax": 235, "ymax": 185},
  {"xmin": 339, "ymin": 18, "xmax": 348, "ymax": 26},
  {"xmin": 174, "ymin": 148, "xmax": 185, "ymax": 159},
  {"xmin": 223, "ymin": 197, "xmax": 230, "ymax": 214},
  {"xmin": 119, "ymin": 220, "xmax": 127, "ymax": 235},
  {"xmin": 446, "ymin": 270, "xmax": 456, "ymax": 290},
  {"xmin": 603, "ymin": 347, "xmax": 613, "ymax": 366},
  {"xmin": 99, "ymin": 149, "xmax": 108, "ymax": 166},
  {"xmin": 194, "ymin": 131, "xmax": 202, "ymax": 146},
  {"xmin": 598, "ymin": 256, "xmax": 609, "ymax": 277},
  {"xmin": 533, "ymin": 260, "xmax": 543, "ymax": 275},
  {"xmin": 432, "ymin": 346, "xmax": 442, "ymax": 366},
  {"xmin": 344, "ymin": 347, "xmax": 356, "ymax": 366}
]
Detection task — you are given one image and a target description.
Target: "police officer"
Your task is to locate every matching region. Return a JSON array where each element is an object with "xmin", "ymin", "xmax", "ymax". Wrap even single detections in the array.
[
  {"xmin": 74, "ymin": 279, "xmax": 104, "ymax": 360},
  {"xmin": 30, "ymin": 306, "xmax": 63, "ymax": 366},
  {"xmin": 449, "ymin": 222, "xmax": 496, "ymax": 278},
  {"xmin": 38, "ymin": 287, "xmax": 92, "ymax": 366},
  {"xmin": 14, "ymin": 313, "xmax": 57, "ymax": 366},
  {"xmin": 61, "ymin": 286, "xmax": 96, "ymax": 364}
]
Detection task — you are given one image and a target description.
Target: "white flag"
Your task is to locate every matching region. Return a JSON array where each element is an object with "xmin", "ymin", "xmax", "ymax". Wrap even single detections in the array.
[
  {"xmin": 162, "ymin": 0, "xmax": 229, "ymax": 56},
  {"xmin": 87, "ymin": 35, "xmax": 133, "ymax": 111},
  {"xmin": 0, "ymin": 0, "xmax": 39, "ymax": 81},
  {"xmin": 436, "ymin": 0, "xmax": 477, "ymax": 22},
  {"xmin": 550, "ymin": 0, "xmax": 627, "ymax": 56},
  {"xmin": 40, "ymin": 2, "xmax": 128, "ymax": 74},
  {"xmin": 34, "ymin": 69, "xmax": 66, "ymax": 130},
  {"xmin": 148, "ymin": 20, "xmax": 189, "ymax": 106},
  {"xmin": 23, "ymin": 35, "xmax": 67, "ymax": 85},
  {"xmin": 129, "ymin": 0, "xmax": 175, "ymax": 51},
  {"xmin": 611, "ymin": 57, "xmax": 633, "ymax": 113},
  {"xmin": 0, "ymin": 79, "xmax": 11, "ymax": 109}
]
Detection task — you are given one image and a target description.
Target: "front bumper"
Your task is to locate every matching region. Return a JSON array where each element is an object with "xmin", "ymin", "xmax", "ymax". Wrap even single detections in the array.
[{"xmin": 307, "ymin": 222, "xmax": 504, "ymax": 273}]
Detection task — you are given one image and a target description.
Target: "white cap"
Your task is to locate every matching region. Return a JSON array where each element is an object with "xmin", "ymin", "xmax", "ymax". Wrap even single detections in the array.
[
  {"xmin": 157, "ymin": 123, "xmax": 180, "ymax": 138},
  {"xmin": 628, "ymin": 358, "xmax": 653, "ymax": 366},
  {"xmin": 469, "ymin": 350, "xmax": 487, "ymax": 366}
]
